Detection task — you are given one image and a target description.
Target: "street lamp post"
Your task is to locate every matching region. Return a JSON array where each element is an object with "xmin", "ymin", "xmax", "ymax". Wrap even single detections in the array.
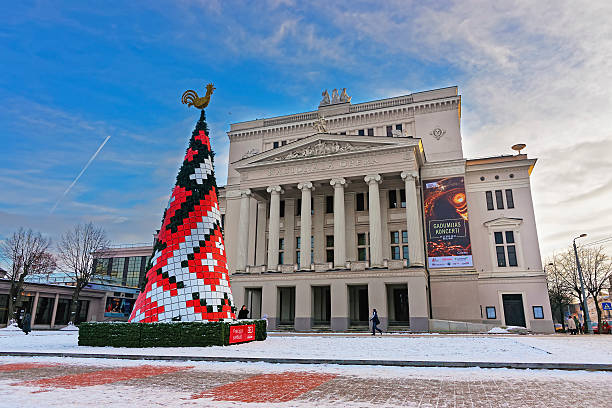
[{"xmin": 573, "ymin": 233, "xmax": 592, "ymax": 334}]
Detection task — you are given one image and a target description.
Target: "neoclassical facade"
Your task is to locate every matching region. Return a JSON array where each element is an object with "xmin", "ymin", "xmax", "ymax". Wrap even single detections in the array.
[{"xmin": 222, "ymin": 86, "xmax": 553, "ymax": 333}]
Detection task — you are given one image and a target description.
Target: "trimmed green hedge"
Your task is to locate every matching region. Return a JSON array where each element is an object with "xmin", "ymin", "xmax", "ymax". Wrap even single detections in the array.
[{"xmin": 78, "ymin": 320, "xmax": 267, "ymax": 348}]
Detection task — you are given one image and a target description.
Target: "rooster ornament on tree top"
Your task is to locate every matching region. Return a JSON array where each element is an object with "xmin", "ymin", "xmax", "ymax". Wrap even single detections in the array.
[{"xmin": 129, "ymin": 83, "xmax": 236, "ymax": 323}]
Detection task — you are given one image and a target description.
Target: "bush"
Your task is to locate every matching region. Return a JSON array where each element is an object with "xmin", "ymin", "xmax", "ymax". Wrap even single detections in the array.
[{"xmin": 78, "ymin": 320, "xmax": 266, "ymax": 348}]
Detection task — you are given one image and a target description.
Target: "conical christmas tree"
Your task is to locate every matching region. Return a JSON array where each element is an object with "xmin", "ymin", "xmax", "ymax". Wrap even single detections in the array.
[{"xmin": 129, "ymin": 109, "xmax": 236, "ymax": 323}]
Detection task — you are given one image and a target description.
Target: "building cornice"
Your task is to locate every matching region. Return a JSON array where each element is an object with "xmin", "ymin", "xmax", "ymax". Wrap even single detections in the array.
[{"xmin": 227, "ymin": 95, "xmax": 460, "ymax": 142}]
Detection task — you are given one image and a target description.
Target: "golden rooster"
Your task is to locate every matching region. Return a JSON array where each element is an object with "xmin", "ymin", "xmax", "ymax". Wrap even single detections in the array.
[{"xmin": 181, "ymin": 83, "xmax": 215, "ymax": 109}]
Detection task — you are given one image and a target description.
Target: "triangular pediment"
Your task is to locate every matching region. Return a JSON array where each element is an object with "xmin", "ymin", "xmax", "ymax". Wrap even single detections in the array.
[
  {"xmin": 483, "ymin": 217, "xmax": 523, "ymax": 228},
  {"xmin": 235, "ymin": 133, "xmax": 418, "ymax": 168}
]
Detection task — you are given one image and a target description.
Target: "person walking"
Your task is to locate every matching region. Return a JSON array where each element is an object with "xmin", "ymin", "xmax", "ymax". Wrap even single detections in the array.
[
  {"xmin": 370, "ymin": 308, "xmax": 383, "ymax": 335},
  {"xmin": 237, "ymin": 305, "xmax": 249, "ymax": 319},
  {"xmin": 566, "ymin": 315, "xmax": 576, "ymax": 335},
  {"xmin": 22, "ymin": 312, "xmax": 32, "ymax": 335},
  {"xmin": 573, "ymin": 315, "xmax": 581, "ymax": 335}
]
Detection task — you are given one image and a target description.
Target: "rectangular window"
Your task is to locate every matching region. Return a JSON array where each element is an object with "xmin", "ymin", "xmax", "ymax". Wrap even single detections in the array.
[
  {"xmin": 273, "ymin": 141, "xmax": 279, "ymax": 149},
  {"xmin": 507, "ymin": 245, "xmax": 518, "ymax": 266},
  {"xmin": 357, "ymin": 233, "xmax": 369, "ymax": 262},
  {"xmin": 278, "ymin": 238, "xmax": 284, "ymax": 265},
  {"xmin": 295, "ymin": 237, "xmax": 300, "ymax": 268},
  {"xmin": 358, "ymin": 129, "xmax": 365, "ymax": 136},
  {"xmin": 395, "ymin": 124, "xmax": 403, "ymax": 131},
  {"xmin": 486, "ymin": 306, "xmax": 497, "ymax": 319},
  {"xmin": 281, "ymin": 140, "xmax": 287, "ymax": 146},
  {"xmin": 495, "ymin": 190, "xmax": 504, "ymax": 209},
  {"xmin": 400, "ymin": 189, "xmax": 406, "ymax": 208},
  {"xmin": 95, "ymin": 258, "xmax": 110, "ymax": 275},
  {"xmin": 386, "ymin": 125, "xmax": 393, "ymax": 137},
  {"xmin": 391, "ymin": 246, "xmax": 401, "ymax": 260},
  {"xmin": 356, "ymin": 193, "xmax": 366, "ymax": 211},
  {"xmin": 494, "ymin": 231, "xmax": 518, "ymax": 267},
  {"xmin": 388, "ymin": 190, "xmax": 398, "ymax": 208},
  {"xmin": 126, "ymin": 256, "xmax": 141, "ymax": 287},
  {"xmin": 486, "ymin": 191, "xmax": 494, "ymax": 210},
  {"xmin": 110, "ymin": 257, "xmax": 125, "ymax": 282},
  {"xmin": 533, "ymin": 306, "xmax": 544, "ymax": 319},
  {"xmin": 326, "ymin": 196, "xmax": 334, "ymax": 213},
  {"xmin": 390, "ymin": 230, "xmax": 409, "ymax": 262},
  {"xmin": 325, "ymin": 235, "xmax": 334, "ymax": 262},
  {"xmin": 367, "ymin": 128, "xmax": 374, "ymax": 136},
  {"xmin": 34, "ymin": 297, "xmax": 55, "ymax": 325},
  {"xmin": 496, "ymin": 246, "xmax": 506, "ymax": 267},
  {"xmin": 505, "ymin": 189, "xmax": 514, "ymax": 209},
  {"xmin": 279, "ymin": 200, "xmax": 285, "ymax": 218},
  {"xmin": 390, "ymin": 231, "xmax": 399, "ymax": 244}
]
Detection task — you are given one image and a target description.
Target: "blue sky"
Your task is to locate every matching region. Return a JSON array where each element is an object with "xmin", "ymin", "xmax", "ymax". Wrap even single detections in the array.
[{"xmin": 1, "ymin": 0, "xmax": 611, "ymax": 256}]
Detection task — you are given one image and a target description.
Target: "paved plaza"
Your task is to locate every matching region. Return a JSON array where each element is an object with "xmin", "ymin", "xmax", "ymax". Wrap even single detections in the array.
[{"xmin": 0, "ymin": 357, "xmax": 610, "ymax": 407}]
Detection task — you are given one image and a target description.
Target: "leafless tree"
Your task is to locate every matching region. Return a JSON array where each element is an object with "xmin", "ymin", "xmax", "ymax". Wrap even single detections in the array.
[
  {"xmin": 0, "ymin": 229, "xmax": 56, "ymax": 323},
  {"xmin": 545, "ymin": 258, "xmax": 573, "ymax": 330},
  {"xmin": 555, "ymin": 245, "xmax": 612, "ymax": 331},
  {"xmin": 56, "ymin": 223, "xmax": 110, "ymax": 324}
]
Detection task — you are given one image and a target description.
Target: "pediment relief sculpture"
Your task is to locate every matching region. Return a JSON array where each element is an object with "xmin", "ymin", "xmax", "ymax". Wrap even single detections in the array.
[{"xmin": 272, "ymin": 140, "xmax": 372, "ymax": 161}]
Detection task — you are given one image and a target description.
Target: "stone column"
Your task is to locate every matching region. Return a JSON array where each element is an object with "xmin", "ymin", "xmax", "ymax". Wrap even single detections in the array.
[
  {"xmin": 401, "ymin": 171, "xmax": 425, "ymax": 266},
  {"xmin": 266, "ymin": 185, "xmax": 283, "ymax": 271},
  {"xmin": 330, "ymin": 178, "xmax": 346, "ymax": 268},
  {"xmin": 255, "ymin": 201, "xmax": 267, "ymax": 265},
  {"xmin": 236, "ymin": 189, "xmax": 251, "ymax": 271},
  {"xmin": 30, "ymin": 291, "xmax": 40, "ymax": 325},
  {"xmin": 364, "ymin": 174, "xmax": 383, "ymax": 267},
  {"xmin": 50, "ymin": 293, "xmax": 60, "ymax": 327},
  {"xmin": 297, "ymin": 182, "xmax": 314, "ymax": 269}
]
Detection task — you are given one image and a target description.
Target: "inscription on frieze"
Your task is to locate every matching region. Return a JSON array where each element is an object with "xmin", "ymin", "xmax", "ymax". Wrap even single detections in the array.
[{"xmin": 267, "ymin": 156, "xmax": 380, "ymax": 177}]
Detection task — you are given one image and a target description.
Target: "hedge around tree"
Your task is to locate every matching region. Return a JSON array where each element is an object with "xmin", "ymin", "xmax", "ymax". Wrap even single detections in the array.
[{"xmin": 78, "ymin": 320, "xmax": 267, "ymax": 348}]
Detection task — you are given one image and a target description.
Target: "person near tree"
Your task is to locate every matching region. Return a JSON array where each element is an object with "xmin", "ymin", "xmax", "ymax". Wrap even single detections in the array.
[
  {"xmin": 566, "ymin": 315, "xmax": 576, "ymax": 335},
  {"xmin": 370, "ymin": 308, "xmax": 383, "ymax": 335},
  {"xmin": 573, "ymin": 315, "xmax": 581, "ymax": 334},
  {"xmin": 238, "ymin": 305, "xmax": 249, "ymax": 319},
  {"xmin": 22, "ymin": 312, "xmax": 31, "ymax": 335}
]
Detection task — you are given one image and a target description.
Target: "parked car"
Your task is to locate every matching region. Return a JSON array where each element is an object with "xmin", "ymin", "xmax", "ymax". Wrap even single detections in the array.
[
  {"xmin": 592, "ymin": 320, "xmax": 611, "ymax": 334},
  {"xmin": 554, "ymin": 323, "xmax": 564, "ymax": 333}
]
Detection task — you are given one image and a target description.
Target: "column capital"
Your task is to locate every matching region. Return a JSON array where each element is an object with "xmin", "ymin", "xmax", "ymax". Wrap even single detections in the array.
[
  {"xmin": 401, "ymin": 171, "xmax": 419, "ymax": 182},
  {"xmin": 364, "ymin": 174, "xmax": 382, "ymax": 185},
  {"xmin": 297, "ymin": 181, "xmax": 314, "ymax": 191},
  {"xmin": 329, "ymin": 178, "xmax": 347, "ymax": 188},
  {"xmin": 266, "ymin": 185, "xmax": 284, "ymax": 194},
  {"xmin": 225, "ymin": 189, "xmax": 251, "ymax": 199}
]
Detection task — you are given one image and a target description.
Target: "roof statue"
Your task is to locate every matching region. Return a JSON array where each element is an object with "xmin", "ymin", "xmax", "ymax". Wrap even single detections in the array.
[
  {"xmin": 340, "ymin": 88, "xmax": 351, "ymax": 103},
  {"xmin": 319, "ymin": 89, "xmax": 331, "ymax": 106},
  {"xmin": 331, "ymin": 88, "xmax": 340, "ymax": 104}
]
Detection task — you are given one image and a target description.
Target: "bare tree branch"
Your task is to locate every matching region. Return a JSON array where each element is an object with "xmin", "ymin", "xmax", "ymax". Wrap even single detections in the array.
[
  {"xmin": 0, "ymin": 228, "xmax": 55, "ymax": 323},
  {"xmin": 56, "ymin": 222, "xmax": 110, "ymax": 323}
]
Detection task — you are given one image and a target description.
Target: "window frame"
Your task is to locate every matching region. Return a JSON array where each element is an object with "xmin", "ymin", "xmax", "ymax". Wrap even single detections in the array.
[
  {"xmin": 533, "ymin": 306, "xmax": 544, "ymax": 319},
  {"xmin": 486, "ymin": 306, "xmax": 497, "ymax": 319}
]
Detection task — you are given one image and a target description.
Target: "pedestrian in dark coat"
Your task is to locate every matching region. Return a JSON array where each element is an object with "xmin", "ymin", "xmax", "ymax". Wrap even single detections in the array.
[
  {"xmin": 370, "ymin": 308, "xmax": 383, "ymax": 335},
  {"xmin": 237, "ymin": 305, "xmax": 249, "ymax": 319},
  {"xmin": 22, "ymin": 313, "xmax": 32, "ymax": 335}
]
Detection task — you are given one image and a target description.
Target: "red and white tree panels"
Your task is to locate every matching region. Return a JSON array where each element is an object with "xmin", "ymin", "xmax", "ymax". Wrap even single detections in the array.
[{"xmin": 129, "ymin": 111, "xmax": 236, "ymax": 323}]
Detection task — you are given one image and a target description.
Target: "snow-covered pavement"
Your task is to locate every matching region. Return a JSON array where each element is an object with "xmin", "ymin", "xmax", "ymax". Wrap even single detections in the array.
[
  {"xmin": 0, "ymin": 356, "xmax": 611, "ymax": 407},
  {"xmin": 1, "ymin": 329, "xmax": 611, "ymax": 364}
]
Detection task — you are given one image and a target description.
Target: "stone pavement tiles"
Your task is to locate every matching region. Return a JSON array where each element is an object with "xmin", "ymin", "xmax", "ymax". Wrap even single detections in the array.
[{"xmin": 0, "ymin": 361, "xmax": 609, "ymax": 407}]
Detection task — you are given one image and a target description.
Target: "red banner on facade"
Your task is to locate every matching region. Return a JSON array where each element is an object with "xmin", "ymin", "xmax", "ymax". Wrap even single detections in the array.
[{"xmin": 229, "ymin": 324, "xmax": 255, "ymax": 344}]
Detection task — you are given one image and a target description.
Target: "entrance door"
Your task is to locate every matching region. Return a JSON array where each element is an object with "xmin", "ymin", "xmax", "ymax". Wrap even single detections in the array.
[
  {"xmin": 278, "ymin": 287, "xmax": 295, "ymax": 325},
  {"xmin": 502, "ymin": 294, "xmax": 526, "ymax": 327},
  {"xmin": 312, "ymin": 286, "xmax": 331, "ymax": 325},
  {"xmin": 393, "ymin": 288, "xmax": 410, "ymax": 323},
  {"xmin": 349, "ymin": 285, "xmax": 369, "ymax": 325},
  {"xmin": 245, "ymin": 288, "xmax": 262, "ymax": 319}
]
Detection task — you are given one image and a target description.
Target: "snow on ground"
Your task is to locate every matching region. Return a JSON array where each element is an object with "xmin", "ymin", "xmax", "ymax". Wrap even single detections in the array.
[{"xmin": 1, "ymin": 330, "xmax": 612, "ymax": 364}]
